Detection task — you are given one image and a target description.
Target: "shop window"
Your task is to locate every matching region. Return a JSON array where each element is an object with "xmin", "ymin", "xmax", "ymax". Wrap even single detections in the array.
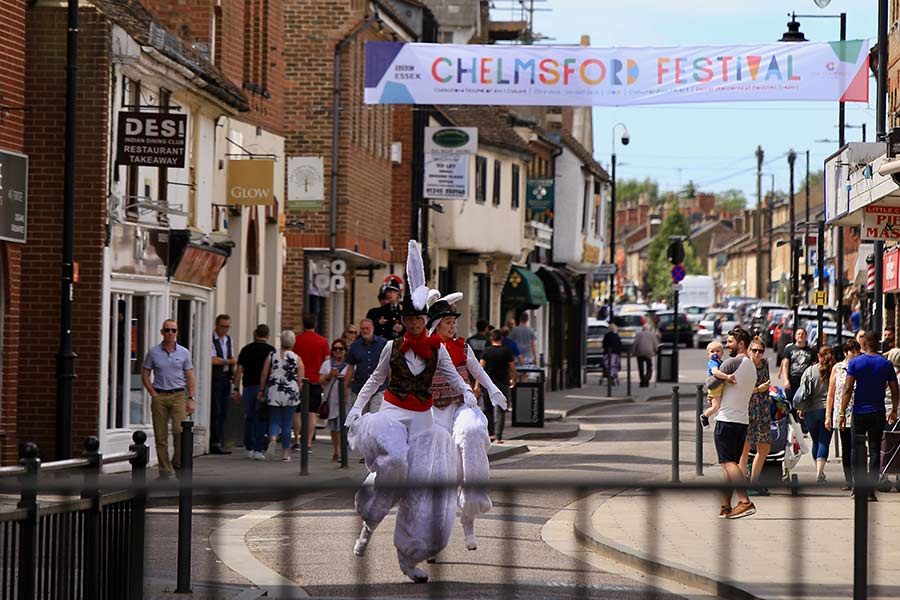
[
  {"xmin": 582, "ymin": 178, "xmax": 591, "ymax": 233},
  {"xmin": 476, "ymin": 273, "xmax": 491, "ymax": 324},
  {"xmin": 492, "ymin": 160, "xmax": 501, "ymax": 206},
  {"xmin": 123, "ymin": 77, "xmax": 141, "ymax": 220},
  {"xmin": 247, "ymin": 209, "xmax": 260, "ymax": 275},
  {"xmin": 475, "ymin": 155, "xmax": 486, "ymax": 203},
  {"xmin": 107, "ymin": 292, "xmax": 158, "ymax": 430}
]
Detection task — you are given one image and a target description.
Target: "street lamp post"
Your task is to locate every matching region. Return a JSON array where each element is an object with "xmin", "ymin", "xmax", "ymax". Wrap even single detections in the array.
[
  {"xmin": 608, "ymin": 122, "xmax": 629, "ymax": 398},
  {"xmin": 788, "ymin": 150, "xmax": 799, "ymax": 329}
]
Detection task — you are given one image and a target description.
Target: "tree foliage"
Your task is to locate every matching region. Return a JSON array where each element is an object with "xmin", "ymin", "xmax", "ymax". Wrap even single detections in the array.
[
  {"xmin": 644, "ymin": 199, "xmax": 704, "ymax": 302},
  {"xmin": 715, "ymin": 189, "xmax": 747, "ymax": 212},
  {"xmin": 616, "ymin": 177, "xmax": 659, "ymax": 207}
]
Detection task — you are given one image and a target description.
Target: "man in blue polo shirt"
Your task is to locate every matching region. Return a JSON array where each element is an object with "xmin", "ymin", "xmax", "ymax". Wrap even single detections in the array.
[
  {"xmin": 345, "ymin": 319, "xmax": 387, "ymax": 414},
  {"xmin": 841, "ymin": 330, "xmax": 899, "ymax": 501},
  {"xmin": 142, "ymin": 319, "xmax": 196, "ymax": 478}
]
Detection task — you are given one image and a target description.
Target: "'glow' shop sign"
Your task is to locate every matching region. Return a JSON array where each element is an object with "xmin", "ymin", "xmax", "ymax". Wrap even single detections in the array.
[{"xmin": 364, "ymin": 41, "xmax": 869, "ymax": 106}]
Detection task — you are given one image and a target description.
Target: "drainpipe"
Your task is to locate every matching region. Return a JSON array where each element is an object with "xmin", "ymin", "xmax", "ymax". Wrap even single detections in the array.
[{"xmin": 331, "ymin": 11, "xmax": 380, "ymax": 251}]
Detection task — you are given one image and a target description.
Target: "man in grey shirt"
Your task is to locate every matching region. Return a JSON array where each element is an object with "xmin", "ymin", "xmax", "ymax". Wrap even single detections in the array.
[
  {"xmin": 142, "ymin": 319, "xmax": 196, "ymax": 478},
  {"xmin": 508, "ymin": 312, "xmax": 538, "ymax": 367}
]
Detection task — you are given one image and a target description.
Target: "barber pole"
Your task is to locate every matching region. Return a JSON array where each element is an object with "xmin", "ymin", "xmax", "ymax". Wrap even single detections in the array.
[{"xmin": 867, "ymin": 254, "xmax": 876, "ymax": 291}]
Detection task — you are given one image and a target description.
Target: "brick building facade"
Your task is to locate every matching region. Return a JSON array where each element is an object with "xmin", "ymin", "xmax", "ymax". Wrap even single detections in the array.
[
  {"xmin": 282, "ymin": 0, "xmax": 417, "ymax": 338},
  {"xmin": 0, "ymin": 0, "xmax": 25, "ymax": 462}
]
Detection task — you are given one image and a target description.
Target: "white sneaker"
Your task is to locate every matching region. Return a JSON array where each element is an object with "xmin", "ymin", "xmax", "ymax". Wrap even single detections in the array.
[
  {"xmin": 246, "ymin": 450, "xmax": 254, "ymax": 459},
  {"xmin": 353, "ymin": 523, "xmax": 375, "ymax": 556},
  {"xmin": 252, "ymin": 451, "xmax": 266, "ymax": 461},
  {"xmin": 462, "ymin": 519, "xmax": 478, "ymax": 551}
]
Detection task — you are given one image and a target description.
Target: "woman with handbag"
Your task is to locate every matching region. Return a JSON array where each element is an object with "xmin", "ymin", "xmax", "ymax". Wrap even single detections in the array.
[
  {"xmin": 258, "ymin": 330, "xmax": 304, "ymax": 462},
  {"xmin": 320, "ymin": 339, "xmax": 350, "ymax": 461},
  {"xmin": 797, "ymin": 345, "xmax": 835, "ymax": 482}
]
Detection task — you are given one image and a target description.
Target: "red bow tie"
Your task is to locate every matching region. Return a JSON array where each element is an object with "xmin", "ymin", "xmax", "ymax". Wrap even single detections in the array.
[{"xmin": 400, "ymin": 331, "xmax": 440, "ymax": 360}]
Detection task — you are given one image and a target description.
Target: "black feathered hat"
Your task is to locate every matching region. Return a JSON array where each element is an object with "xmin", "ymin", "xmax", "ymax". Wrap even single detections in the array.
[{"xmin": 426, "ymin": 299, "xmax": 461, "ymax": 330}]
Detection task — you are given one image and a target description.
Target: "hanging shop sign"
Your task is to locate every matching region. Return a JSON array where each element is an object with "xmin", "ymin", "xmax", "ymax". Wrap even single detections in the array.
[
  {"xmin": 287, "ymin": 156, "xmax": 325, "ymax": 211},
  {"xmin": 308, "ymin": 258, "xmax": 347, "ymax": 297},
  {"xmin": 115, "ymin": 112, "xmax": 187, "ymax": 167},
  {"xmin": 365, "ymin": 40, "xmax": 870, "ymax": 106},
  {"xmin": 227, "ymin": 159, "xmax": 275, "ymax": 206},
  {"xmin": 861, "ymin": 205, "xmax": 900, "ymax": 241},
  {"xmin": 526, "ymin": 178, "xmax": 554, "ymax": 215},
  {"xmin": 0, "ymin": 149, "xmax": 27, "ymax": 244},
  {"xmin": 423, "ymin": 127, "xmax": 478, "ymax": 200},
  {"xmin": 884, "ymin": 248, "xmax": 900, "ymax": 293}
]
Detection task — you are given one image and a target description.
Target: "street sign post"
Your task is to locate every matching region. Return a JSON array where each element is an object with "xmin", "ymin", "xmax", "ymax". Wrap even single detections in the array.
[
  {"xmin": 813, "ymin": 289, "xmax": 827, "ymax": 306},
  {"xmin": 597, "ymin": 263, "xmax": 618, "ymax": 276}
]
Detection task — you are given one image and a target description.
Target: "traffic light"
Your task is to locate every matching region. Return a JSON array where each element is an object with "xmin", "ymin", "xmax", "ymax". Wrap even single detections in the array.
[{"xmin": 667, "ymin": 239, "xmax": 685, "ymax": 265}]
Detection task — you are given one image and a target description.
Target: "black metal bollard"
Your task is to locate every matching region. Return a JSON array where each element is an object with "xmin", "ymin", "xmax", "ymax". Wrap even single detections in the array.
[
  {"xmin": 129, "ymin": 430, "xmax": 149, "ymax": 600},
  {"xmin": 626, "ymin": 352, "xmax": 632, "ymax": 397},
  {"xmin": 338, "ymin": 377, "xmax": 349, "ymax": 468},
  {"xmin": 82, "ymin": 436, "xmax": 102, "ymax": 599},
  {"xmin": 17, "ymin": 442, "xmax": 40, "ymax": 600},
  {"xmin": 852, "ymin": 433, "xmax": 869, "ymax": 600},
  {"xmin": 176, "ymin": 421, "xmax": 194, "ymax": 594},
  {"xmin": 671, "ymin": 386, "xmax": 680, "ymax": 483},
  {"xmin": 300, "ymin": 379, "xmax": 310, "ymax": 476},
  {"xmin": 695, "ymin": 384, "xmax": 704, "ymax": 477}
]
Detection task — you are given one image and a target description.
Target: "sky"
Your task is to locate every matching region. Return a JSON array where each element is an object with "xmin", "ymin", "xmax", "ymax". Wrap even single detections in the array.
[{"xmin": 490, "ymin": 0, "xmax": 879, "ymax": 203}]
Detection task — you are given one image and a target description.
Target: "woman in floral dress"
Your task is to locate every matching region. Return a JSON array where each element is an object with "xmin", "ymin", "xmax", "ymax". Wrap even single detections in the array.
[
  {"xmin": 258, "ymin": 330, "xmax": 304, "ymax": 461},
  {"xmin": 739, "ymin": 336, "xmax": 772, "ymax": 492}
]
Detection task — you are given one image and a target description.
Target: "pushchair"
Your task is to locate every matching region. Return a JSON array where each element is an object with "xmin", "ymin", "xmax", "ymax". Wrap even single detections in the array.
[
  {"xmin": 876, "ymin": 420, "xmax": 900, "ymax": 493},
  {"xmin": 748, "ymin": 386, "xmax": 802, "ymax": 496}
]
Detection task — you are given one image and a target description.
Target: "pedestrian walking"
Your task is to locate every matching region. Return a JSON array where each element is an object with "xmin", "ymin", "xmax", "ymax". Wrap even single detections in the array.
[
  {"xmin": 883, "ymin": 326, "xmax": 896, "ymax": 352},
  {"xmin": 632, "ymin": 323, "xmax": 659, "ymax": 387},
  {"xmin": 467, "ymin": 319, "xmax": 490, "ymax": 360},
  {"xmin": 345, "ymin": 318, "xmax": 387, "ymax": 415},
  {"xmin": 602, "ymin": 323, "xmax": 623, "ymax": 386},
  {"xmin": 210, "ymin": 314, "xmax": 235, "ymax": 454},
  {"xmin": 293, "ymin": 313, "xmax": 330, "ymax": 449},
  {"xmin": 480, "ymin": 329, "xmax": 517, "ymax": 443},
  {"xmin": 795, "ymin": 345, "xmax": 836, "ymax": 483},
  {"xmin": 840, "ymin": 331, "xmax": 899, "ymax": 501},
  {"xmin": 713, "ymin": 328, "xmax": 757, "ymax": 519},
  {"xmin": 825, "ymin": 339, "xmax": 861, "ymax": 490},
  {"xmin": 508, "ymin": 312, "xmax": 538, "ymax": 368},
  {"xmin": 259, "ymin": 330, "xmax": 303, "ymax": 462},
  {"xmin": 233, "ymin": 325, "xmax": 276, "ymax": 460},
  {"xmin": 141, "ymin": 319, "xmax": 196, "ymax": 479},
  {"xmin": 320, "ymin": 339, "xmax": 350, "ymax": 462},
  {"xmin": 778, "ymin": 328, "xmax": 816, "ymax": 410},
  {"xmin": 739, "ymin": 337, "xmax": 772, "ymax": 492},
  {"xmin": 341, "ymin": 324, "xmax": 359, "ymax": 347}
]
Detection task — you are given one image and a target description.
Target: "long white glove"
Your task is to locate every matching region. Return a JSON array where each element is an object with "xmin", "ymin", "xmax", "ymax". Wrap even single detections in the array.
[
  {"xmin": 345, "ymin": 406, "xmax": 363, "ymax": 430},
  {"xmin": 464, "ymin": 389, "xmax": 478, "ymax": 408},
  {"xmin": 489, "ymin": 389, "xmax": 508, "ymax": 411}
]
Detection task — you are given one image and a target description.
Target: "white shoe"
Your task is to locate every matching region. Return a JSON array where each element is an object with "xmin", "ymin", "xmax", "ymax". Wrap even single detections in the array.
[
  {"xmin": 401, "ymin": 566, "xmax": 428, "ymax": 583},
  {"xmin": 246, "ymin": 450, "xmax": 254, "ymax": 459},
  {"xmin": 462, "ymin": 519, "xmax": 477, "ymax": 551},
  {"xmin": 353, "ymin": 523, "xmax": 374, "ymax": 557},
  {"xmin": 252, "ymin": 451, "xmax": 266, "ymax": 461}
]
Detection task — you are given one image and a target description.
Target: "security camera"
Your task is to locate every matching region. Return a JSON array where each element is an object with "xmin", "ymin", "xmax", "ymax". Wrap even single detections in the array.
[
  {"xmin": 877, "ymin": 158, "xmax": 900, "ymax": 186},
  {"xmin": 621, "ymin": 132, "xmax": 630, "ymax": 146}
]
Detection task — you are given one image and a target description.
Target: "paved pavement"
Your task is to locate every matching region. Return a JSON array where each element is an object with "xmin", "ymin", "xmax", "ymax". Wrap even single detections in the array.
[{"xmin": 572, "ymin": 349, "xmax": 900, "ymax": 600}]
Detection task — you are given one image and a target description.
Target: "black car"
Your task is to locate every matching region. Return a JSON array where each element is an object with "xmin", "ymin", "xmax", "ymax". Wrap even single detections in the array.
[{"xmin": 656, "ymin": 311, "xmax": 693, "ymax": 347}]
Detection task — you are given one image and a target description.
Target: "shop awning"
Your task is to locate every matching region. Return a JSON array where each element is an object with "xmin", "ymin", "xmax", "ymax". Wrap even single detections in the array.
[
  {"xmin": 502, "ymin": 265, "xmax": 547, "ymax": 309},
  {"xmin": 536, "ymin": 266, "xmax": 574, "ymax": 304}
]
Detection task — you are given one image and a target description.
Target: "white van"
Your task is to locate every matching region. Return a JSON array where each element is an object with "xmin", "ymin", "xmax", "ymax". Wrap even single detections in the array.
[{"xmin": 679, "ymin": 275, "xmax": 716, "ymax": 309}]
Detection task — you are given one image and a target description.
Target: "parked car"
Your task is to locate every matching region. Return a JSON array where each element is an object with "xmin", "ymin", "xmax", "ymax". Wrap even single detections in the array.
[
  {"xmin": 763, "ymin": 309, "xmax": 791, "ymax": 347},
  {"xmin": 750, "ymin": 303, "xmax": 789, "ymax": 332},
  {"xmin": 586, "ymin": 318, "xmax": 609, "ymax": 371},
  {"xmin": 682, "ymin": 305, "xmax": 709, "ymax": 329},
  {"xmin": 656, "ymin": 310, "xmax": 693, "ymax": 347},
  {"xmin": 695, "ymin": 309, "xmax": 740, "ymax": 345},
  {"xmin": 804, "ymin": 320, "xmax": 854, "ymax": 350},
  {"xmin": 613, "ymin": 313, "xmax": 646, "ymax": 349},
  {"xmin": 775, "ymin": 308, "xmax": 839, "ymax": 355}
]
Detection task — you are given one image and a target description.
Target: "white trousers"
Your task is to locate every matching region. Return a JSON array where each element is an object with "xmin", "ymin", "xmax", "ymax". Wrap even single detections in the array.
[
  {"xmin": 349, "ymin": 401, "xmax": 456, "ymax": 571},
  {"xmin": 432, "ymin": 402, "xmax": 492, "ymax": 523}
]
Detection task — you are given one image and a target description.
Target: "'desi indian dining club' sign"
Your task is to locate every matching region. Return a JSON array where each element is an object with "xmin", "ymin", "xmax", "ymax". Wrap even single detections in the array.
[
  {"xmin": 116, "ymin": 112, "xmax": 187, "ymax": 168},
  {"xmin": 364, "ymin": 40, "xmax": 870, "ymax": 106}
]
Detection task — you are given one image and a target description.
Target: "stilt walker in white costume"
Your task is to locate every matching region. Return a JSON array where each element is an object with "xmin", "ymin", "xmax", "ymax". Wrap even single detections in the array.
[
  {"xmin": 345, "ymin": 240, "xmax": 478, "ymax": 583},
  {"xmin": 426, "ymin": 295, "xmax": 508, "ymax": 551}
]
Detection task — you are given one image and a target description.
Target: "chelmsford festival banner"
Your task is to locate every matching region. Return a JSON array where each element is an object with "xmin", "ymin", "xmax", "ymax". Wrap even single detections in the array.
[{"xmin": 364, "ymin": 41, "xmax": 870, "ymax": 106}]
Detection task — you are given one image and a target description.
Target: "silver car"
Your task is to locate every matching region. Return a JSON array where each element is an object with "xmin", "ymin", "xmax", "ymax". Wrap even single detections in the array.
[{"xmin": 695, "ymin": 310, "xmax": 739, "ymax": 345}]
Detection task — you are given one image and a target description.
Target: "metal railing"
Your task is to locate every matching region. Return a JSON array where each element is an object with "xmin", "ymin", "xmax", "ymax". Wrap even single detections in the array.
[{"xmin": 0, "ymin": 432, "xmax": 148, "ymax": 600}]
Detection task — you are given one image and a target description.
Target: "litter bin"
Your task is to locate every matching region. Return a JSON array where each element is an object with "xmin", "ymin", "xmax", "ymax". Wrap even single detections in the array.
[
  {"xmin": 657, "ymin": 343, "xmax": 677, "ymax": 383},
  {"xmin": 511, "ymin": 367, "xmax": 545, "ymax": 428}
]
